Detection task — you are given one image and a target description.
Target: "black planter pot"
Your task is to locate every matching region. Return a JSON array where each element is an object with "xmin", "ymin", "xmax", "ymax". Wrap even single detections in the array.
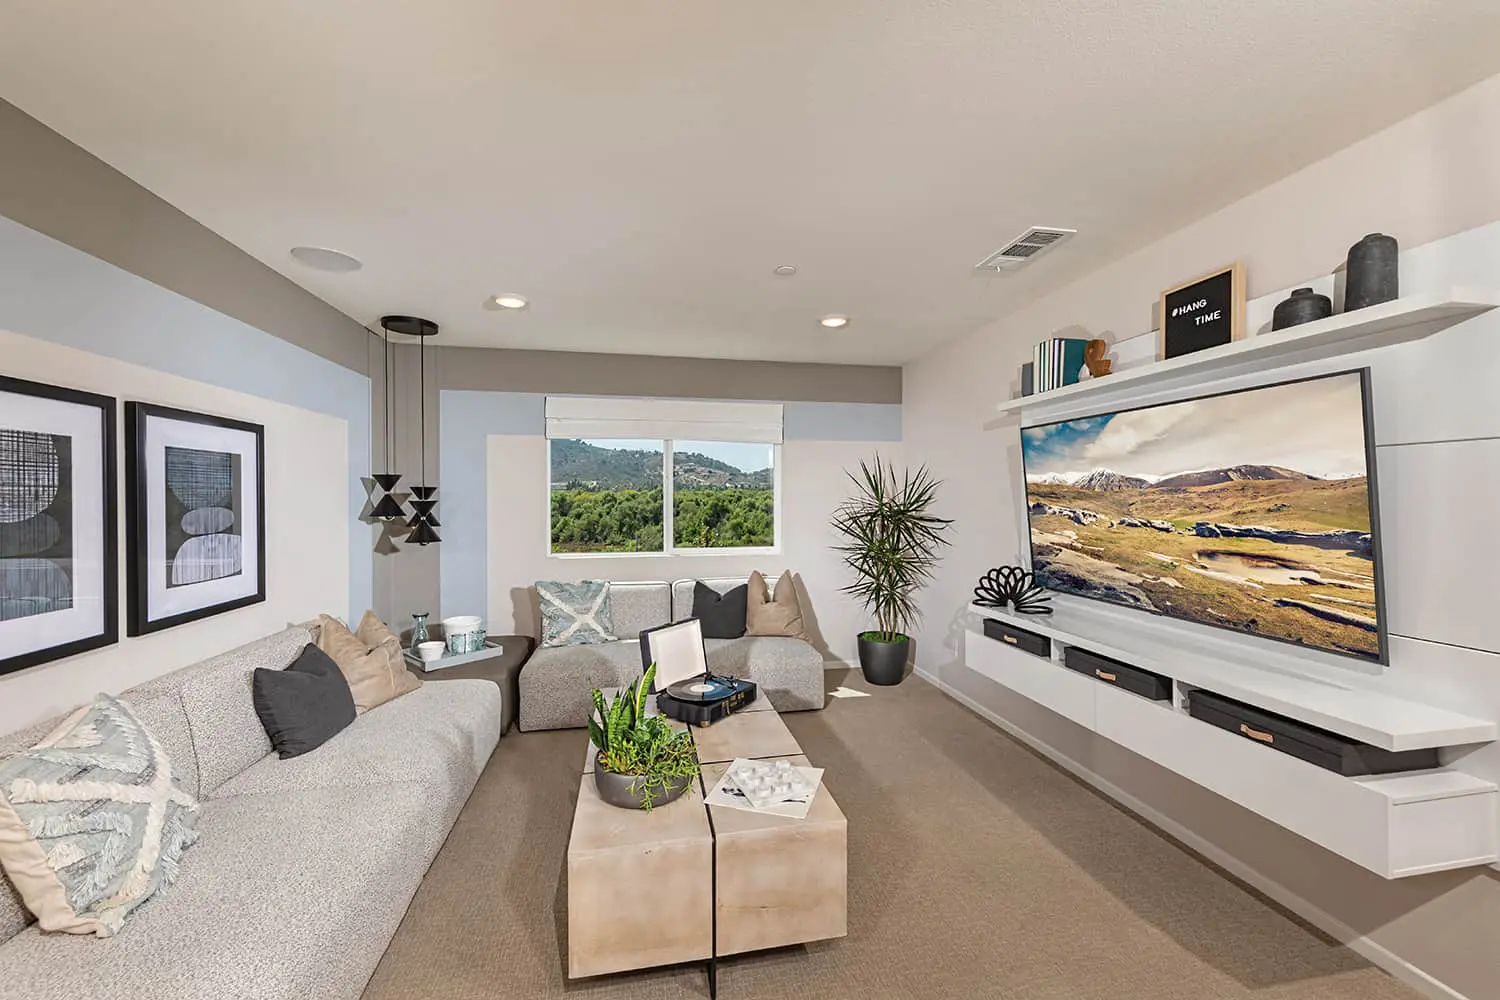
[
  {"xmin": 593, "ymin": 756, "xmax": 693, "ymax": 811},
  {"xmin": 858, "ymin": 633, "xmax": 912, "ymax": 686}
]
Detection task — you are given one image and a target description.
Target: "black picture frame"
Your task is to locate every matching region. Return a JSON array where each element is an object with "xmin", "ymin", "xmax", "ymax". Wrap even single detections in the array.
[
  {"xmin": 1018, "ymin": 368, "xmax": 1388, "ymax": 666},
  {"xmin": 125, "ymin": 402, "xmax": 266, "ymax": 635},
  {"xmin": 0, "ymin": 375, "xmax": 118, "ymax": 676}
]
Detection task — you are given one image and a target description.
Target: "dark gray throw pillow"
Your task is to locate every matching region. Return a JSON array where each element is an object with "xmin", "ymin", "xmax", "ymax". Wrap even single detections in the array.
[
  {"xmin": 252, "ymin": 644, "xmax": 357, "ymax": 759},
  {"xmin": 693, "ymin": 581, "xmax": 748, "ymax": 639}
]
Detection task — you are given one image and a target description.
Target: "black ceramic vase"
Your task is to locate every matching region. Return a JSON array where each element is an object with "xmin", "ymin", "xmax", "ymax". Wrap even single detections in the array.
[
  {"xmin": 1272, "ymin": 288, "xmax": 1333, "ymax": 330},
  {"xmin": 1344, "ymin": 233, "xmax": 1399, "ymax": 311},
  {"xmin": 858, "ymin": 633, "xmax": 911, "ymax": 686}
]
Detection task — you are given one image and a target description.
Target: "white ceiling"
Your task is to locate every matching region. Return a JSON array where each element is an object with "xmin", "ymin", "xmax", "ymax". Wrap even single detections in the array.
[{"xmin": 3, "ymin": 2, "xmax": 1500, "ymax": 365}]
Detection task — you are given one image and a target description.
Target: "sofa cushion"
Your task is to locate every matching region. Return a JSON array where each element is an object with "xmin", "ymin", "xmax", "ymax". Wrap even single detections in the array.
[
  {"xmin": 536, "ymin": 580, "xmax": 617, "ymax": 647},
  {"xmin": 706, "ymin": 637, "xmax": 825, "ymax": 713},
  {"xmin": 672, "ymin": 576, "xmax": 775, "ymax": 621},
  {"xmin": 252, "ymin": 644, "xmax": 357, "ymax": 759},
  {"xmin": 746, "ymin": 570, "xmax": 808, "ymax": 640},
  {"xmin": 606, "ymin": 581, "xmax": 672, "ymax": 638},
  {"xmin": 0, "ymin": 781, "xmax": 455, "ymax": 1000},
  {"xmin": 317, "ymin": 614, "xmax": 420, "ymax": 714},
  {"xmin": 518, "ymin": 641, "xmax": 649, "ymax": 731},
  {"xmin": 0, "ymin": 695, "xmax": 199, "ymax": 937},
  {"xmin": 214, "ymin": 680, "xmax": 502, "ymax": 800},
  {"xmin": 178, "ymin": 626, "xmax": 312, "ymax": 794},
  {"xmin": 693, "ymin": 581, "xmax": 748, "ymax": 639}
]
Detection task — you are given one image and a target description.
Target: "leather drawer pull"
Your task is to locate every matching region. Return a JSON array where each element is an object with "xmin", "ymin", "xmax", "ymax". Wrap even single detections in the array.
[
  {"xmin": 1240, "ymin": 723, "xmax": 1275, "ymax": 744},
  {"xmin": 1095, "ymin": 670, "xmax": 1117, "ymax": 681},
  {"xmin": 1002, "ymin": 635, "xmax": 1017, "ymax": 644}
]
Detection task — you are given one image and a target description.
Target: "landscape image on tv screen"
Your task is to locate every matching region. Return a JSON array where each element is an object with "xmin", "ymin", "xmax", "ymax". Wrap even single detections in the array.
[{"xmin": 1021, "ymin": 370, "xmax": 1385, "ymax": 662}]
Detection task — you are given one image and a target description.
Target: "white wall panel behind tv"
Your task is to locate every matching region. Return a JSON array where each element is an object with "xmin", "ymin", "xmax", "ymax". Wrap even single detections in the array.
[{"xmin": 1374, "ymin": 439, "xmax": 1500, "ymax": 655}]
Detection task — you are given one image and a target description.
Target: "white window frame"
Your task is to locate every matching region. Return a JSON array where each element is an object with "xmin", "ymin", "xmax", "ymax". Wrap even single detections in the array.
[{"xmin": 546, "ymin": 437, "xmax": 782, "ymax": 559}]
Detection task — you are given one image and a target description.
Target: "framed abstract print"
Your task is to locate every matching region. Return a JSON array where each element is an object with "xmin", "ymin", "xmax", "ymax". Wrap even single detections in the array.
[
  {"xmin": 125, "ymin": 403, "xmax": 265, "ymax": 635},
  {"xmin": 0, "ymin": 375, "xmax": 118, "ymax": 675}
]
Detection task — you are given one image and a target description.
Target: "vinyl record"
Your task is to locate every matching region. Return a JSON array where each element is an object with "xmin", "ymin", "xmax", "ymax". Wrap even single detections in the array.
[{"xmin": 666, "ymin": 676, "xmax": 732, "ymax": 703}]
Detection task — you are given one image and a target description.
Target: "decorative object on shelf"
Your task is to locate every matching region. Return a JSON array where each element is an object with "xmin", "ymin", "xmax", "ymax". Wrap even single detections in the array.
[
  {"xmin": 1082, "ymin": 339, "xmax": 1113, "ymax": 377},
  {"xmin": 1159, "ymin": 262, "xmax": 1246, "ymax": 359},
  {"xmin": 832, "ymin": 457, "xmax": 953, "ymax": 685},
  {"xmin": 409, "ymin": 611, "xmax": 430, "ymax": 652},
  {"xmin": 0, "ymin": 376, "xmax": 118, "ymax": 676},
  {"xmin": 368, "ymin": 320, "xmax": 405, "ymax": 523},
  {"xmin": 1271, "ymin": 287, "xmax": 1333, "ymax": 330},
  {"xmin": 588, "ymin": 663, "xmax": 699, "ymax": 811},
  {"xmin": 1019, "ymin": 361, "xmax": 1034, "ymax": 397},
  {"xmin": 972, "ymin": 566, "xmax": 1053, "ymax": 615},
  {"xmin": 1032, "ymin": 337, "xmax": 1091, "ymax": 392},
  {"xmin": 125, "ymin": 402, "xmax": 265, "ymax": 636},
  {"xmin": 381, "ymin": 315, "xmax": 442, "ymax": 546},
  {"xmin": 442, "ymin": 614, "xmax": 486, "ymax": 654},
  {"xmin": 1344, "ymin": 233, "xmax": 1399, "ymax": 311}
]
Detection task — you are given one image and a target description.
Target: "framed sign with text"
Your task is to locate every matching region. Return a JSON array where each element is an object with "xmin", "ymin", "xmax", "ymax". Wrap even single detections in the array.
[{"xmin": 1159, "ymin": 263, "xmax": 1246, "ymax": 360}]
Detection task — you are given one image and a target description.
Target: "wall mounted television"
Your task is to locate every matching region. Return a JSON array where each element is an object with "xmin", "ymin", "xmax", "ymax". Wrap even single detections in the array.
[{"xmin": 1020, "ymin": 369, "xmax": 1387, "ymax": 664}]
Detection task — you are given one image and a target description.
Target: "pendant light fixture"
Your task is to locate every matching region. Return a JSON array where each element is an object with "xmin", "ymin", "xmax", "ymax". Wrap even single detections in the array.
[
  {"xmin": 369, "ymin": 319, "xmax": 406, "ymax": 521},
  {"xmin": 380, "ymin": 315, "xmax": 441, "ymax": 546}
]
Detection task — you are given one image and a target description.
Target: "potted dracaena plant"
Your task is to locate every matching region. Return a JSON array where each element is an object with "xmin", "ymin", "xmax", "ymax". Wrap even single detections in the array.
[
  {"xmin": 831, "ymin": 457, "xmax": 953, "ymax": 686},
  {"xmin": 587, "ymin": 664, "xmax": 700, "ymax": 811}
]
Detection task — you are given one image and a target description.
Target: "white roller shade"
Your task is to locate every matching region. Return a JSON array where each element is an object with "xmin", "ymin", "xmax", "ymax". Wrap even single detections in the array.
[{"xmin": 545, "ymin": 397, "xmax": 783, "ymax": 444}]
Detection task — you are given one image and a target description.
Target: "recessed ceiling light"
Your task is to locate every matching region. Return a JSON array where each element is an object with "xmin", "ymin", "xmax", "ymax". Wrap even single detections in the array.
[
  {"xmin": 289, "ymin": 246, "xmax": 362, "ymax": 273},
  {"xmin": 486, "ymin": 294, "xmax": 529, "ymax": 310},
  {"xmin": 820, "ymin": 314, "xmax": 850, "ymax": 329},
  {"xmin": 773, "ymin": 265, "xmax": 798, "ymax": 276}
]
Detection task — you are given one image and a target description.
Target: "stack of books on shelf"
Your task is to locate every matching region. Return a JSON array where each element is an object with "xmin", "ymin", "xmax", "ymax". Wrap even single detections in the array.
[{"xmin": 1032, "ymin": 337, "xmax": 1090, "ymax": 393}]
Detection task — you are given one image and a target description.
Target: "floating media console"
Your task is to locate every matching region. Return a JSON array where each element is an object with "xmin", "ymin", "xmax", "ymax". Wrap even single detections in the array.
[{"xmin": 964, "ymin": 603, "xmax": 1499, "ymax": 878}]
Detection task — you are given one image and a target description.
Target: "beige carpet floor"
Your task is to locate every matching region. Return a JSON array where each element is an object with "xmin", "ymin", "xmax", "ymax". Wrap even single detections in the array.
[{"xmin": 362, "ymin": 670, "xmax": 1420, "ymax": 1000}]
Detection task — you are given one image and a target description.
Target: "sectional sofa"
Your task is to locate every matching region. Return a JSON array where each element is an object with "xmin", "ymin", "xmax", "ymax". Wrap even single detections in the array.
[
  {"xmin": 0, "ymin": 624, "xmax": 502, "ymax": 1000},
  {"xmin": 517, "ymin": 576, "xmax": 826, "ymax": 731}
]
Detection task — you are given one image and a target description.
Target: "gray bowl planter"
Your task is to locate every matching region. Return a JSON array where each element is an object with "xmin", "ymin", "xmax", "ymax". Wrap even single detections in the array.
[
  {"xmin": 593, "ymin": 756, "xmax": 693, "ymax": 811},
  {"xmin": 858, "ymin": 632, "xmax": 912, "ymax": 686}
]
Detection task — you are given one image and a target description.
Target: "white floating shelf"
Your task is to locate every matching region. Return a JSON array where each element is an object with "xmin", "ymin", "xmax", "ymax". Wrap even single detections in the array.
[
  {"xmin": 969, "ymin": 604, "xmax": 1497, "ymax": 750},
  {"xmin": 962, "ymin": 623, "xmax": 1500, "ymax": 878},
  {"xmin": 992, "ymin": 288, "xmax": 1500, "ymax": 421}
]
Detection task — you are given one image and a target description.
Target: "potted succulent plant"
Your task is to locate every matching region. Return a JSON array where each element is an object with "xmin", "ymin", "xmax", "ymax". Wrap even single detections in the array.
[
  {"xmin": 588, "ymin": 664, "xmax": 700, "ymax": 811},
  {"xmin": 832, "ymin": 457, "xmax": 953, "ymax": 686}
]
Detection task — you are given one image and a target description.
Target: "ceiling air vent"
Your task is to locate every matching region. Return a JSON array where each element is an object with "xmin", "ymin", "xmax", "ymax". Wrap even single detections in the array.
[{"xmin": 974, "ymin": 226, "xmax": 1077, "ymax": 271}]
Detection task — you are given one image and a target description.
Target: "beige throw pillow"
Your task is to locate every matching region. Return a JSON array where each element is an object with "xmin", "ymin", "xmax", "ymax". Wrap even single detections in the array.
[
  {"xmin": 745, "ymin": 571, "xmax": 807, "ymax": 640},
  {"xmin": 317, "ymin": 613, "xmax": 420, "ymax": 714}
]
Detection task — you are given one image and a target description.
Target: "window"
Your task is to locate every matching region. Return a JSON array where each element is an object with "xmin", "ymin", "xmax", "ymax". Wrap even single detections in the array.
[
  {"xmin": 549, "ymin": 439, "xmax": 665, "ymax": 554},
  {"xmin": 545, "ymin": 397, "xmax": 782, "ymax": 556},
  {"xmin": 672, "ymin": 441, "xmax": 775, "ymax": 549},
  {"xmin": 548, "ymin": 439, "xmax": 778, "ymax": 555}
]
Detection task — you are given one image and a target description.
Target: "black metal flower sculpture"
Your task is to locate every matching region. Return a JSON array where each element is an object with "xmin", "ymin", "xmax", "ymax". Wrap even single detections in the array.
[{"xmin": 973, "ymin": 566, "xmax": 1053, "ymax": 615}]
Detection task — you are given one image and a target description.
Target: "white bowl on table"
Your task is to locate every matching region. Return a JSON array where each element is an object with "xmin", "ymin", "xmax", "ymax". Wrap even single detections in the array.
[
  {"xmin": 416, "ymin": 641, "xmax": 446, "ymax": 663},
  {"xmin": 442, "ymin": 616, "xmax": 485, "ymax": 654}
]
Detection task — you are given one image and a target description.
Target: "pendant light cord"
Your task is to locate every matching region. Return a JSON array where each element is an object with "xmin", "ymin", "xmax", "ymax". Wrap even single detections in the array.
[{"xmin": 419, "ymin": 330, "xmax": 426, "ymax": 485}]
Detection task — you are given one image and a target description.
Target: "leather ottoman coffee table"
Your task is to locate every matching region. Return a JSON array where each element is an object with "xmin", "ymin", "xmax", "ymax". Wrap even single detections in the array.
[{"xmin": 567, "ymin": 699, "xmax": 847, "ymax": 996}]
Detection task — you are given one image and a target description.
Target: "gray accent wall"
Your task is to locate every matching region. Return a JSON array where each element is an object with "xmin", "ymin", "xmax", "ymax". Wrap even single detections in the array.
[
  {"xmin": 438, "ymin": 392, "xmax": 901, "ymax": 624},
  {"xmin": 0, "ymin": 99, "xmax": 370, "ymax": 374},
  {"xmin": 437, "ymin": 345, "xmax": 901, "ymax": 403},
  {"xmin": 0, "ymin": 215, "xmax": 373, "ymax": 618}
]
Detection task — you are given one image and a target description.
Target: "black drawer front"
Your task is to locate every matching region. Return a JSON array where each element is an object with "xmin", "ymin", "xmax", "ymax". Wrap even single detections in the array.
[
  {"xmin": 1188, "ymin": 690, "xmax": 1440, "ymax": 777},
  {"xmin": 1062, "ymin": 647, "xmax": 1172, "ymax": 702},
  {"xmin": 981, "ymin": 618, "xmax": 1050, "ymax": 657}
]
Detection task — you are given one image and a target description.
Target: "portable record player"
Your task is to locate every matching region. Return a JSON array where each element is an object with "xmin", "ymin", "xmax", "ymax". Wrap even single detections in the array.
[{"xmin": 639, "ymin": 618, "xmax": 757, "ymax": 727}]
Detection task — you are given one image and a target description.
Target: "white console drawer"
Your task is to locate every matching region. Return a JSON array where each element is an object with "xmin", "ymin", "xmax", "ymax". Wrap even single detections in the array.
[
  {"xmin": 1094, "ymin": 682, "xmax": 1498, "ymax": 877},
  {"xmin": 964, "ymin": 628, "xmax": 1094, "ymax": 731}
]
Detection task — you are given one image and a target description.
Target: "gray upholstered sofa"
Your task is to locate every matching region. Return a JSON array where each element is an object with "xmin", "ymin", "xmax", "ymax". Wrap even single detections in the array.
[
  {"xmin": 0, "ymin": 623, "xmax": 502, "ymax": 1000},
  {"xmin": 517, "ymin": 577, "xmax": 825, "ymax": 731}
]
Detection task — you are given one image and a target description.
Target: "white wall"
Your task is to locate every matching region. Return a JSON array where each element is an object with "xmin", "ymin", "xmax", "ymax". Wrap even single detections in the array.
[
  {"xmin": 903, "ymin": 70, "xmax": 1500, "ymax": 999},
  {"xmin": 484, "ymin": 435, "xmax": 901, "ymax": 663},
  {"xmin": 0, "ymin": 331, "xmax": 349, "ymax": 734}
]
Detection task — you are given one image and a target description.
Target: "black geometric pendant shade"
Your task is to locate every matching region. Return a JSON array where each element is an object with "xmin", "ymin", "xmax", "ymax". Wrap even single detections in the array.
[
  {"xmin": 406, "ymin": 519, "xmax": 441, "ymax": 546},
  {"xmin": 371, "ymin": 492, "xmax": 406, "ymax": 520},
  {"xmin": 372, "ymin": 473, "xmax": 402, "ymax": 492}
]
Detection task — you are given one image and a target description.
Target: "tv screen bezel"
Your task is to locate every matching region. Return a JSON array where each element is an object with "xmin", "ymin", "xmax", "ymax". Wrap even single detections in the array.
[{"xmin": 1019, "ymin": 367, "xmax": 1389, "ymax": 666}]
